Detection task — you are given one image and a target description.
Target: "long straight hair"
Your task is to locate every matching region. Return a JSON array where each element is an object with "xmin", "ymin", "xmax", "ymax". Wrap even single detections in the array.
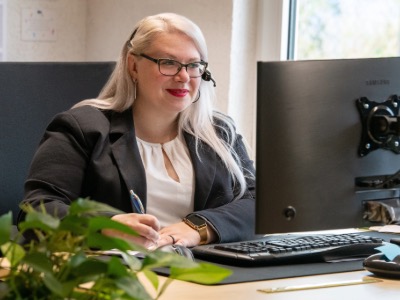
[{"xmin": 73, "ymin": 13, "xmax": 249, "ymax": 199}]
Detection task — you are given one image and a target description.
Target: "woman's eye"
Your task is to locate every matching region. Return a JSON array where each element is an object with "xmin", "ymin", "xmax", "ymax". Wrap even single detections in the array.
[
  {"xmin": 188, "ymin": 63, "xmax": 200, "ymax": 69},
  {"xmin": 160, "ymin": 60, "xmax": 177, "ymax": 66}
]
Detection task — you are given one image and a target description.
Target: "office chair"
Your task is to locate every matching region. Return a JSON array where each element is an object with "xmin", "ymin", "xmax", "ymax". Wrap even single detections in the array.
[{"xmin": 0, "ymin": 61, "xmax": 115, "ymax": 224}]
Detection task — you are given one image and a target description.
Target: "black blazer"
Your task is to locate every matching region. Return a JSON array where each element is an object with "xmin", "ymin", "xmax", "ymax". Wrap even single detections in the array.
[{"xmin": 18, "ymin": 106, "xmax": 256, "ymax": 243}]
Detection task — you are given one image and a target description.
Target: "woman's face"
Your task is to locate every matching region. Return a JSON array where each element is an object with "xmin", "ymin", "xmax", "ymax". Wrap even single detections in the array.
[{"xmin": 129, "ymin": 32, "xmax": 202, "ymax": 117}]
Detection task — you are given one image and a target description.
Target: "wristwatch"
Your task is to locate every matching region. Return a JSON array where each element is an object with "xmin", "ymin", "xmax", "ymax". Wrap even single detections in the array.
[{"xmin": 183, "ymin": 215, "xmax": 208, "ymax": 245}]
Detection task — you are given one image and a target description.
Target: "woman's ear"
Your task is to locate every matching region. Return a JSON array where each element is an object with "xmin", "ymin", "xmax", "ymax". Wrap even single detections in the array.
[{"xmin": 127, "ymin": 53, "xmax": 138, "ymax": 80}]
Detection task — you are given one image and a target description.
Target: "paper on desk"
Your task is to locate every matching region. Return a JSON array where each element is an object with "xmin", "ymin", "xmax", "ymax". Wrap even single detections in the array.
[
  {"xmin": 369, "ymin": 225, "xmax": 400, "ymax": 233},
  {"xmin": 375, "ymin": 243, "xmax": 400, "ymax": 260},
  {"xmin": 97, "ymin": 249, "xmax": 144, "ymax": 258},
  {"xmin": 258, "ymin": 277, "xmax": 382, "ymax": 294}
]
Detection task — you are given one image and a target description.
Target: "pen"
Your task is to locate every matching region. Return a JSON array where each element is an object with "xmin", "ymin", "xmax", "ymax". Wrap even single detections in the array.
[{"xmin": 129, "ymin": 189, "xmax": 145, "ymax": 214}]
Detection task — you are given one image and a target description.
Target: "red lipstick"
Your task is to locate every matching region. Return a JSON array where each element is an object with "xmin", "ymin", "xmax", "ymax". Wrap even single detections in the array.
[{"xmin": 167, "ymin": 89, "xmax": 189, "ymax": 97}]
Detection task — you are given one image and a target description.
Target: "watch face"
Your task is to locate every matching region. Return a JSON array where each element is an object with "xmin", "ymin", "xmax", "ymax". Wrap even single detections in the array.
[{"xmin": 188, "ymin": 215, "xmax": 206, "ymax": 226}]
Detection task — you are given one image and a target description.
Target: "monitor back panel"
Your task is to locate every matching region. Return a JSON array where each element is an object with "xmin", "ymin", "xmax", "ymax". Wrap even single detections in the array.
[{"xmin": 256, "ymin": 57, "xmax": 400, "ymax": 234}]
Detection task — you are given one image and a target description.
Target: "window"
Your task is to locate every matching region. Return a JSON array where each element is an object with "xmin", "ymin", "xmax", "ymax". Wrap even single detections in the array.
[{"xmin": 288, "ymin": 0, "xmax": 400, "ymax": 60}]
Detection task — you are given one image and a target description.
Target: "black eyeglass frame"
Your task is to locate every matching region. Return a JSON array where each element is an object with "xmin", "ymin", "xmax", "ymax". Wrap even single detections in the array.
[{"xmin": 139, "ymin": 53, "xmax": 208, "ymax": 78}]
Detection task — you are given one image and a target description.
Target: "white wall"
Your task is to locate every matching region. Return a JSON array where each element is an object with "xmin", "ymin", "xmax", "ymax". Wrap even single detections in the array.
[
  {"xmin": 229, "ymin": 0, "xmax": 258, "ymax": 157},
  {"xmin": 0, "ymin": 0, "xmax": 6, "ymax": 60},
  {"xmin": 85, "ymin": 0, "xmax": 234, "ymax": 116},
  {"xmin": 6, "ymin": 0, "xmax": 87, "ymax": 61}
]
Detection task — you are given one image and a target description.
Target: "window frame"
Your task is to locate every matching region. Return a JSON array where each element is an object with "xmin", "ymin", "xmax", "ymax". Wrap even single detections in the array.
[
  {"xmin": 256, "ymin": 0, "xmax": 290, "ymax": 62},
  {"xmin": 287, "ymin": 0, "xmax": 297, "ymax": 60}
]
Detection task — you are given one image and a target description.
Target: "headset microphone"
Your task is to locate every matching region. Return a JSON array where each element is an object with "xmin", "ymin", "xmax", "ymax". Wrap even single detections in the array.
[{"xmin": 202, "ymin": 70, "xmax": 216, "ymax": 87}]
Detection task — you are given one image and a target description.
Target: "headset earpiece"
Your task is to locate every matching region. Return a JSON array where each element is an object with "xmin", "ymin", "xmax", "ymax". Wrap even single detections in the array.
[{"xmin": 202, "ymin": 70, "xmax": 216, "ymax": 87}]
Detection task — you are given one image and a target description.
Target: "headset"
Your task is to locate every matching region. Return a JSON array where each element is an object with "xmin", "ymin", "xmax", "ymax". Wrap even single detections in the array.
[
  {"xmin": 128, "ymin": 28, "xmax": 217, "ymax": 87},
  {"xmin": 202, "ymin": 70, "xmax": 217, "ymax": 87}
]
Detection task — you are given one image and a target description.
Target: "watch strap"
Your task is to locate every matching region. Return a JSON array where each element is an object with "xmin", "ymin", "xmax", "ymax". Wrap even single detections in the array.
[{"xmin": 183, "ymin": 216, "xmax": 208, "ymax": 245}]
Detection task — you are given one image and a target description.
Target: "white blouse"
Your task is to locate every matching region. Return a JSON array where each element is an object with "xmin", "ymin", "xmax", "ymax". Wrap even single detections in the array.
[{"xmin": 136, "ymin": 135, "xmax": 195, "ymax": 227}]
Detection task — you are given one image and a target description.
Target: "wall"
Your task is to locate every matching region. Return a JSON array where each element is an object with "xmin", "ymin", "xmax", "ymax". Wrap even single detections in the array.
[
  {"xmin": 229, "ymin": 0, "xmax": 258, "ymax": 157},
  {"xmin": 0, "ymin": 0, "xmax": 5, "ymax": 60},
  {"xmin": 85, "ymin": 0, "xmax": 234, "ymax": 115},
  {"xmin": 6, "ymin": 0, "xmax": 86, "ymax": 61}
]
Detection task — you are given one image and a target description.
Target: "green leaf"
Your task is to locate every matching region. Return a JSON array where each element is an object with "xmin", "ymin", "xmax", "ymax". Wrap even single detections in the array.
[
  {"xmin": 142, "ymin": 251, "xmax": 198, "ymax": 270},
  {"xmin": 157, "ymin": 277, "xmax": 174, "ymax": 299},
  {"xmin": 26, "ymin": 210, "xmax": 60, "ymax": 228},
  {"xmin": 1, "ymin": 242, "xmax": 25, "ymax": 267},
  {"xmin": 107, "ymin": 256, "xmax": 129, "ymax": 277},
  {"xmin": 119, "ymin": 251, "xmax": 143, "ymax": 271},
  {"xmin": 22, "ymin": 252, "xmax": 54, "ymax": 274},
  {"xmin": 87, "ymin": 231, "xmax": 136, "ymax": 251},
  {"xmin": 68, "ymin": 251, "xmax": 87, "ymax": 268},
  {"xmin": 69, "ymin": 198, "xmax": 124, "ymax": 216},
  {"xmin": 42, "ymin": 272, "xmax": 68, "ymax": 297},
  {"xmin": 18, "ymin": 210, "xmax": 60, "ymax": 232},
  {"xmin": 114, "ymin": 276, "xmax": 153, "ymax": 300},
  {"xmin": 170, "ymin": 262, "xmax": 232, "ymax": 284},
  {"xmin": 142, "ymin": 269, "xmax": 159, "ymax": 290},
  {"xmin": 0, "ymin": 212, "xmax": 12, "ymax": 245},
  {"xmin": 72, "ymin": 258, "xmax": 108, "ymax": 278},
  {"xmin": 58, "ymin": 215, "xmax": 89, "ymax": 236},
  {"xmin": 88, "ymin": 216, "xmax": 138, "ymax": 236}
]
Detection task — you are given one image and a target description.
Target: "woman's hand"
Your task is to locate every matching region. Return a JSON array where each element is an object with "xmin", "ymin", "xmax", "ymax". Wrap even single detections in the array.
[
  {"xmin": 157, "ymin": 222, "xmax": 217, "ymax": 248},
  {"xmin": 102, "ymin": 213, "xmax": 161, "ymax": 249}
]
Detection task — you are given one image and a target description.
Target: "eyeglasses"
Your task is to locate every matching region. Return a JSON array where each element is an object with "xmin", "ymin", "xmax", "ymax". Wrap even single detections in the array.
[{"xmin": 140, "ymin": 54, "xmax": 208, "ymax": 78}]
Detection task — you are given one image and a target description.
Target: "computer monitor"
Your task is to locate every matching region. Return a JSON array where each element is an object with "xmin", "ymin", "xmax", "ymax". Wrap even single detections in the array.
[{"xmin": 256, "ymin": 57, "xmax": 400, "ymax": 234}]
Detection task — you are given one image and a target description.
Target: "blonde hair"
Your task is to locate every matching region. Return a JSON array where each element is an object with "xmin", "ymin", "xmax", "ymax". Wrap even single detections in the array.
[{"xmin": 73, "ymin": 13, "xmax": 249, "ymax": 199}]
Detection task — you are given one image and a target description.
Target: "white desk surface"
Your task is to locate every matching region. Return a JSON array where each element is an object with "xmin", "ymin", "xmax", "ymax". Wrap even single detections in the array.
[
  {"xmin": 2, "ymin": 258, "xmax": 399, "ymax": 299},
  {"xmin": 150, "ymin": 270, "xmax": 400, "ymax": 300}
]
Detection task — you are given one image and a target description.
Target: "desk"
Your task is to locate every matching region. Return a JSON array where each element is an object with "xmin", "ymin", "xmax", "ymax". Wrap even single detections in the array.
[
  {"xmin": 149, "ymin": 271, "xmax": 400, "ymax": 300},
  {"xmin": 1, "ymin": 257, "xmax": 399, "ymax": 299}
]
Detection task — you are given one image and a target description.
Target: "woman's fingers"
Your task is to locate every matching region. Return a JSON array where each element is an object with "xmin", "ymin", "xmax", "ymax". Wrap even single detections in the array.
[
  {"xmin": 158, "ymin": 222, "xmax": 201, "ymax": 248},
  {"xmin": 103, "ymin": 213, "xmax": 161, "ymax": 247}
]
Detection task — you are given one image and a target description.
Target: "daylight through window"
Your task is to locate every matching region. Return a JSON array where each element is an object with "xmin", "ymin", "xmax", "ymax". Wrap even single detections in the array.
[{"xmin": 289, "ymin": 0, "xmax": 400, "ymax": 60}]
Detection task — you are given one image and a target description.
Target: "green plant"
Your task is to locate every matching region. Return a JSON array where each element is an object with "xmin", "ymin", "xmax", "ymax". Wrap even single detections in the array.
[{"xmin": 0, "ymin": 199, "xmax": 231, "ymax": 299}]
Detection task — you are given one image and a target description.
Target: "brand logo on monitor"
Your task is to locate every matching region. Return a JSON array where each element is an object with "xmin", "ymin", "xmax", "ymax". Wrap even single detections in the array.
[{"xmin": 366, "ymin": 79, "xmax": 390, "ymax": 86}]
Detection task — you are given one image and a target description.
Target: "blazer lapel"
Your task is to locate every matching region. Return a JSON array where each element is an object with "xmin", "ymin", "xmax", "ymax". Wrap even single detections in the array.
[
  {"xmin": 108, "ymin": 110, "xmax": 216, "ymax": 212},
  {"xmin": 184, "ymin": 132, "xmax": 216, "ymax": 211},
  {"xmin": 109, "ymin": 110, "xmax": 147, "ymax": 208}
]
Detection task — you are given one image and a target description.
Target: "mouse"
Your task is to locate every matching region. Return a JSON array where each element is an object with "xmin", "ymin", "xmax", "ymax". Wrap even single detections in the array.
[
  {"xmin": 363, "ymin": 239, "xmax": 400, "ymax": 279},
  {"xmin": 158, "ymin": 244, "xmax": 195, "ymax": 261}
]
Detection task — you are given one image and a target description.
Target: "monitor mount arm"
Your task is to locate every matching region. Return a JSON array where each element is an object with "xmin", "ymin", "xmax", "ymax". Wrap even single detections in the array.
[
  {"xmin": 356, "ymin": 95, "xmax": 400, "ymax": 157},
  {"xmin": 356, "ymin": 168, "xmax": 400, "ymax": 189}
]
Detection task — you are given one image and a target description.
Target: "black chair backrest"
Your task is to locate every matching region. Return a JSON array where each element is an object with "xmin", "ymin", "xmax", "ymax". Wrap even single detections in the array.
[{"xmin": 0, "ymin": 62, "xmax": 115, "ymax": 223}]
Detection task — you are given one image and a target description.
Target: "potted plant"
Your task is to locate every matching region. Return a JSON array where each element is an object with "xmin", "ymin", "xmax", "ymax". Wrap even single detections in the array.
[{"xmin": 0, "ymin": 199, "xmax": 231, "ymax": 299}]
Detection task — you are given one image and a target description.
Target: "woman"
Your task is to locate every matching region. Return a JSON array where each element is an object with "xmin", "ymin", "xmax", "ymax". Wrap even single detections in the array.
[{"xmin": 18, "ymin": 13, "xmax": 255, "ymax": 249}]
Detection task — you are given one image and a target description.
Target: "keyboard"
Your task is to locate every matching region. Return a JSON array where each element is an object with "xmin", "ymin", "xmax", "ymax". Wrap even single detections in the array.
[{"xmin": 191, "ymin": 232, "xmax": 385, "ymax": 266}]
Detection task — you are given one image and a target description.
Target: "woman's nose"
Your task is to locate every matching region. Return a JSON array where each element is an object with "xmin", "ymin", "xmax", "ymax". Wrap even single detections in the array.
[{"xmin": 174, "ymin": 67, "xmax": 191, "ymax": 82}]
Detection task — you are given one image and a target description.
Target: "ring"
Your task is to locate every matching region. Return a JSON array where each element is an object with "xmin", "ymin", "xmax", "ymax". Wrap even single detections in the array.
[{"xmin": 169, "ymin": 235, "xmax": 176, "ymax": 244}]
